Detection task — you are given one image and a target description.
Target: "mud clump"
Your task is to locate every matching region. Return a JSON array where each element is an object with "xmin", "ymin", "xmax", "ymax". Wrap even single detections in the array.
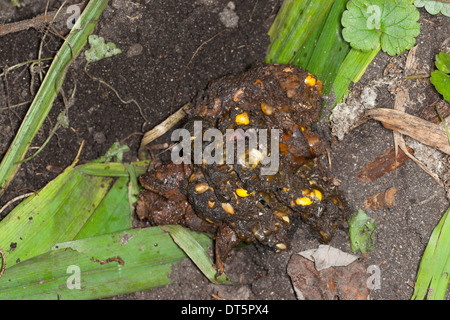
[{"xmin": 136, "ymin": 63, "xmax": 349, "ymax": 275}]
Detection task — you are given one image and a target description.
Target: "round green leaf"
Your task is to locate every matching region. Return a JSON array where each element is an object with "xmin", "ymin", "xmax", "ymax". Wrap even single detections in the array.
[
  {"xmin": 342, "ymin": 0, "xmax": 421, "ymax": 56},
  {"xmin": 414, "ymin": 0, "xmax": 450, "ymax": 17},
  {"xmin": 435, "ymin": 51, "xmax": 450, "ymax": 74},
  {"xmin": 431, "ymin": 70, "xmax": 450, "ymax": 102}
]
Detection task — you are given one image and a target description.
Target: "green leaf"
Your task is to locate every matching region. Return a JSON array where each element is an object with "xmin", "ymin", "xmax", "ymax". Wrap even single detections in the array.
[
  {"xmin": 342, "ymin": 0, "xmax": 421, "ymax": 56},
  {"xmin": 0, "ymin": 0, "xmax": 110, "ymax": 198},
  {"xmin": 412, "ymin": 207, "xmax": 450, "ymax": 300},
  {"xmin": 332, "ymin": 44, "xmax": 381, "ymax": 106},
  {"xmin": 431, "ymin": 70, "xmax": 450, "ymax": 102},
  {"xmin": 435, "ymin": 51, "xmax": 450, "ymax": 74},
  {"xmin": 430, "ymin": 52, "xmax": 450, "ymax": 102},
  {"xmin": 0, "ymin": 159, "xmax": 149, "ymax": 267},
  {"xmin": 266, "ymin": 0, "xmax": 335, "ymax": 64},
  {"xmin": 161, "ymin": 225, "xmax": 231, "ymax": 284},
  {"xmin": 9, "ymin": 0, "xmax": 22, "ymax": 7},
  {"xmin": 414, "ymin": 0, "xmax": 450, "ymax": 17},
  {"xmin": 348, "ymin": 209, "xmax": 376, "ymax": 254},
  {"xmin": 75, "ymin": 176, "xmax": 131, "ymax": 239},
  {"xmin": 292, "ymin": 0, "xmax": 352, "ymax": 96},
  {"xmin": 85, "ymin": 35, "xmax": 122, "ymax": 63},
  {"xmin": 0, "ymin": 227, "xmax": 214, "ymax": 299}
]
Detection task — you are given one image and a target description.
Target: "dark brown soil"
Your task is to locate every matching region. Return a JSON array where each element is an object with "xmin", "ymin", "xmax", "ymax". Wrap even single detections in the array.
[{"xmin": 0, "ymin": 0, "xmax": 449, "ymax": 300}]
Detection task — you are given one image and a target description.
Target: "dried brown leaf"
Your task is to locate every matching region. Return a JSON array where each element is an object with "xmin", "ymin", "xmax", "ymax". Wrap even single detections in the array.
[
  {"xmin": 364, "ymin": 187, "xmax": 398, "ymax": 210},
  {"xmin": 357, "ymin": 146, "xmax": 413, "ymax": 183},
  {"xmin": 366, "ymin": 108, "xmax": 450, "ymax": 155},
  {"xmin": 287, "ymin": 253, "xmax": 370, "ymax": 300}
]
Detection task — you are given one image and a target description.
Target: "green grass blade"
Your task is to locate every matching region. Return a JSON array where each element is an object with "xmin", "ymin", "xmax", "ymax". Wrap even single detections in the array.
[
  {"xmin": 266, "ymin": 0, "xmax": 335, "ymax": 64},
  {"xmin": 0, "ymin": 227, "xmax": 213, "ymax": 299},
  {"xmin": 161, "ymin": 225, "xmax": 231, "ymax": 284},
  {"xmin": 304, "ymin": 0, "xmax": 351, "ymax": 95},
  {"xmin": 75, "ymin": 176, "xmax": 131, "ymax": 239},
  {"xmin": 0, "ymin": 159, "xmax": 148, "ymax": 267},
  {"xmin": 267, "ymin": 0, "xmax": 300, "ymax": 41},
  {"xmin": 266, "ymin": 0, "xmax": 381, "ymax": 109},
  {"xmin": 290, "ymin": 9, "xmax": 329, "ymax": 70},
  {"xmin": 412, "ymin": 207, "xmax": 450, "ymax": 300},
  {"xmin": 77, "ymin": 160, "xmax": 149, "ymax": 177},
  {"xmin": 331, "ymin": 45, "xmax": 381, "ymax": 106},
  {"xmin": 0, "ymin": 0, "xmax": 110, "ymax": 198},
  {"xmin": 0, "ymin": 164, "xmax": 114, "ymax": 267}
]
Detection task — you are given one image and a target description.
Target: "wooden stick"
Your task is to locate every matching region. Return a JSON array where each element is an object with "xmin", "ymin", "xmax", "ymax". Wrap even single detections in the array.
[
  {"xmin": 140, "ymin": 103, "xmax": 191, "ymax": 149},
  {"xmin": 366, "ymin": 108, "xmax": 450, "ymax": 155},
  {"xmin": 0, "ymin": 2, "xmax": 85, "ymax": 37}
]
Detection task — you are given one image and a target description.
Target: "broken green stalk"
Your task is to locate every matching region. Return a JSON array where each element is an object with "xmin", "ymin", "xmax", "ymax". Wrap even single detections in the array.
[{"xmin": 266, "ymin": 0, "xmax": 382, "ymax": 108}]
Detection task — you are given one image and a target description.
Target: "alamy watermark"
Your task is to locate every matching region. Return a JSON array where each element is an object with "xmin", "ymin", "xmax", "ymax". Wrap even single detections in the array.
[
  {"xmin": 66, "ymin": 4, "xmax": 81, "ymax": 30},
  {"xmin": 367, "ymin": 5, "xmax": 381, "ymax": 30},
  {"xmin": 171, "ymin": 121, "xmax": 280, "ymax": 175},
  {"xmin": 66, "ymin": 265, "xmax": 81, "ymax": 290}
]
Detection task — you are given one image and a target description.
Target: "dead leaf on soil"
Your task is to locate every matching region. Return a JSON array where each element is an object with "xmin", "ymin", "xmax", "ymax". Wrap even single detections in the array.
[
  {"xmin": 287, "ymin": 247, "xmax": 370, "ymax": 300},
  {"xmin": 365, "ymin": 108, "xmax": 450, "ymax": 155},
  {"xmin": 364, "ymin": 187, "xmax": 398, "ymax": 211},
  {"xmin": 357, "ymin": 146, "xmax": 413, "ymax": 183},
  {"xmin": 298, "ymin": 245, "xmax": 358, "ymax": 271}
]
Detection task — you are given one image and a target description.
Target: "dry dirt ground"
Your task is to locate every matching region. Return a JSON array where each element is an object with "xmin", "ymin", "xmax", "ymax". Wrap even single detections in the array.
[{"xmin": 0, "ymin": 0, "xmax": 449, "ymax": 300}]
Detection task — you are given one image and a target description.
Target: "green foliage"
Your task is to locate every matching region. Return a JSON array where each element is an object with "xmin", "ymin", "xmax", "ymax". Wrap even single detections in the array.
[
  {"xmin": 430, "ymin": 51, "xmax": 450, "ymax": 102},
  {"xmin": 414, "ymin": 0, "xmax": 450, "ymax": 17},
  {"xmin": 267, "ymin": 0, "xmax": 367, "ymax": 107},
  {"xmin": 0, "ymin": 157, "xmax": 149, "ymax": 267},
  {"xmin": 0, "ymin": 0, "xmax": 110, "ymax": 198},
  {"xmin": 9, "ymin": 0, "xmax": 22, "ymax": 7},
  {"xmin": 412, "ymin": 207, "xmax": 450, "ymax": 300},
  {"xmin": 85, "ymin": 35, "xmax": 122, "ymax": 63},
  {"xmin": 0, "ymin": 227, "xmax": 215, "ymax": 299},
  {"xmin": 348, "ymin": 210, "xmax": 376, "ymax": 254},
  {"xmin": 341, "ymin": 0, "xmax": 421, "ymax": 56},
  {"xmin": 291, "ymin": 0, "xmax": 351, "ymax": 96}
]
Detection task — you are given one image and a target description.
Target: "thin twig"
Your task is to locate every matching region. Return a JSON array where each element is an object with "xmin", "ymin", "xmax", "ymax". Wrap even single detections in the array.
[
  {"xmin": 406, "ymin": 74, "xmax": 430, "ymax": 80},
  {"xmin": 84, "ymin": 62, "xmax": 149, "ymax": 130},
  {"xmin": 0, "ymin": 58, "xmax": 53, "ymax": 78},
  {"xmin": 140, "ymin": 103, "xmax": 191, "ymax": 149},
  {"xmin": 0, "ymin": 2, "xmax": 85, "ymax": 37}
]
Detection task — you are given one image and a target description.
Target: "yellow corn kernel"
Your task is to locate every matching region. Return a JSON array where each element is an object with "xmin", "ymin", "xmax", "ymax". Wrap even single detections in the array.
[
  {"xmin": 233, "ymin": 88, "xmax": 244, "ymax": 102},
  {"xmin": 221, "ymin": 203, "xmax": 235, "ymax": 215},
  {"xmin": 261, "ymin": 102, "xmax": 274, "ymax": 115},
  {"xmin": 235, "ymin": 111, "xmax": 250, "ymax": 125},
  {"xmin": 295, "ymin": 197, "xmax": 313, "ymax": 206},
  {"xmin": 236, "ymin": 188, "xmax": 253, "ymax": 197},
  {"xmin": 305, "ymin": 75, "xmax": 316, "ymax": 87},
  {"xmin": 312, "ymin": 189, "xmax": 323, "ymax": 202},
  {"xmin": 254, "ymin": 79, "xmax": 264, "ymax": 88},
  {"xmin": 194, "ymin": 183, "xmax": 209, "ymax": 194}
]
